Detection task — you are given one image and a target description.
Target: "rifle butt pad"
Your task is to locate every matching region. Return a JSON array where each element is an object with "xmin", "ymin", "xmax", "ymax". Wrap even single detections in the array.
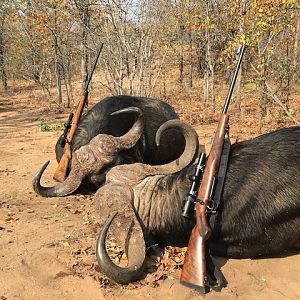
[{"xmin": 180, "ymin": 279, "xmax": 210, "ymax": 294}]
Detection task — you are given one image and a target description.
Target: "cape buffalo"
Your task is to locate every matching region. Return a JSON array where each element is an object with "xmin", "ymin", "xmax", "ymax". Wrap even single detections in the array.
[
  {"xmin": 33, "ymin": 95, "xmax": 185, "ymax": 197},
  {"xmin": 94, "ymin": 124, "xmax": 300, "ymax": 284}
]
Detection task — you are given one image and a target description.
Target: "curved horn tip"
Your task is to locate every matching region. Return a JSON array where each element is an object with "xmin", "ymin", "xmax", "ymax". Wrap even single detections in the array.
[
  {"xmin": 97, "ymin": 211, "xmax": 119, "ymax": 245},
  {"xmin": 32, "ymin": 160, "xmax": 51, "ymax": 196},
  {"xmin": 155, "ymin": 119, "xmax": 183, "ymax": 147},
  {"xmin": 33, "ymin": 160, "xmax": 50, "ymax": 178},
  {"xmin": 114, "ymin": 107, "xmax": 144, "ymax": 150},
  {"xmin": 32, "ymin": 159, "xmax": 83, "ymax": 198},
  {"xmin": 42, "ymin": 160, "xmax": 51, "ymax": 170},
  {"xmin": 155, "ymin": 136, "xmax": 160, "ymax": 147},
  {"xmin": 96, "ymin": 211, "xmax": 146, "ymax": 284},
  {"xmin": 149, "ymin": 119, "xmax": 199, "ymax": 175},
  {"xmin": 110, "ymin": 106, "xmax": 142, "ymax": 117}
]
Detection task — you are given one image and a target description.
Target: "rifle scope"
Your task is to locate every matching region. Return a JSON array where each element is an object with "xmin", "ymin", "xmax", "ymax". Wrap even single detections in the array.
[
  {"xmin": 182, "ymin": 152, "xmax": 206, "ymax": 219},
  {"xmin": 60, "ymin": 112, "xmax": 74, "ymax": 148}
]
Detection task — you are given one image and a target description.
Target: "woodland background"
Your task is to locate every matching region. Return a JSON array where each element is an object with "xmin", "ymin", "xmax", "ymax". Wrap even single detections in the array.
[
  {"xmin": 0, "ymin": 2, "xmax": 299, "ymax": 299},
  {"xmin": 0, "ymin": 0, "xmax": 299, "ymax": 132}
]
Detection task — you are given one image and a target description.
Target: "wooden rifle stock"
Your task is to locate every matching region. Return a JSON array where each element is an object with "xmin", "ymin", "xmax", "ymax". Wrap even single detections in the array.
[
  {"xmin": 180, "ymin": 208, "xmax": 211, "ymax": 293},
  {"xmin": 180, "ymin": 114, "xmax": 229, "ymax": 292},
  {"xmin": 53, "ymin": 91, "xmax": 89, "ymax": 182}
]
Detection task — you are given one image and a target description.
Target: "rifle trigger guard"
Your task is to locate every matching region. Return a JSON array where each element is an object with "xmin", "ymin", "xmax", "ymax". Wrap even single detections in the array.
[{"xmin": 206, "ymin": 200, "xmax": 215, "ymax": 212}]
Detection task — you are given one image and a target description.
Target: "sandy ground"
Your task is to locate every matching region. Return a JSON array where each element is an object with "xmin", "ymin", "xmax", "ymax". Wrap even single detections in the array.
[{"xmin": 0, "ymin": 95, "xmax": 299, "ymax": 300}]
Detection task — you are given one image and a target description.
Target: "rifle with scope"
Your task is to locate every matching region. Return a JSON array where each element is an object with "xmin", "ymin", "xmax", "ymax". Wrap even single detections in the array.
[
  {"xmin": 180, "ymin": 44, "xmax": 246, "ymax": 293},
  {"xmin": 53, "ymin": 44, "xmax": 104, "ymax": 182}
]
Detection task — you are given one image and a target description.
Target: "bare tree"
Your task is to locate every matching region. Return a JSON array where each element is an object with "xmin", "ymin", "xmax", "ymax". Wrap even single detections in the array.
[
  {"xmin": 0, "ymin": 2, "xmax": 8, "ymax": 91},
  {"xmin": 99, "ymin": 0, "xmax": 171, "ymax": 96},
  {"xmin": 72, "ymin": 0, "xmax": 92, "ymax": 93}
]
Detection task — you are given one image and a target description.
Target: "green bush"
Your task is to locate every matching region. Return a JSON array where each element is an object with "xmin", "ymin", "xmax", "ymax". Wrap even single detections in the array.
[{"xmin": 40, "ymin": 119, "xmax": 64, "ymax": 132}]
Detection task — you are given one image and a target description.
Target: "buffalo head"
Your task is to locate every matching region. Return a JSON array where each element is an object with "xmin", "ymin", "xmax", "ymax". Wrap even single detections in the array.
[{"xmin": 33, "ymin": 107, "xmax": 144, "ymax": 197}]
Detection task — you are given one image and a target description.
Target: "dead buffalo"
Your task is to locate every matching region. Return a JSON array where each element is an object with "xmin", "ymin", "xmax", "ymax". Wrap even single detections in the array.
[
  {"xmin": 33, "ymin": 95, "xmax": 185, "ymax": 197},
  {"xmin": 94, "ymin": 124, "xmax": 300, "ymax": 284}
]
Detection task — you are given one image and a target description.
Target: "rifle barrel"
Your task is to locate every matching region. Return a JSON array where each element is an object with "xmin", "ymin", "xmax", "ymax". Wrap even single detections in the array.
[
  {"xmin": 222, "ymin": 44, "xmax": 246, "ymax": 114},
  {"xmin": 84, "ymin": 43, "xmax": 104, "ymax": 91}
]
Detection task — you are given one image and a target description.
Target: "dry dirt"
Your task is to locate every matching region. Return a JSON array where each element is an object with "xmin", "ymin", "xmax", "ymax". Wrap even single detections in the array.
[{"xmin": 0, "ymin": 88, "xmax": 299, "ymax": 300}]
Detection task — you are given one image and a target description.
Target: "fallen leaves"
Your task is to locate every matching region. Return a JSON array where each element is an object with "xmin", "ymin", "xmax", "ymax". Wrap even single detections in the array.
[
  {"xmin": 144, "ymin": 246, "xmax": 186, "ymax": 287},
  {"xmin": 10, "ymin": 189, "xmax": 187, "ymax": 292}
]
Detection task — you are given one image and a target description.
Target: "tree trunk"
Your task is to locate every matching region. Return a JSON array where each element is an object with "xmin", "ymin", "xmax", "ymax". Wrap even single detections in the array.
[
  {"xmin": 292, "ymin": 7, "xmax": 300, "ymax": 81},
  {"xmin": 205, "ymin": 27, "xmax": 215, "ymax": 111},
  {"xmin": 179, "ymin": 23, "xmax": 184, "ymax": 86},
  {"xmin": 0, "ymin": 15, "xmax": 7, "ymax": 91},
  {"xmin": 234, "ymin": 4, "xmax": 246, "ymax": 111},
  {"xmin": 52, "ymin": 10, "xmax": 62, "ymax": 104},
  {"xmin": 189, "ymin": 27, "xmax": 193, "ymax": 88},
  {"xmin": 81, "ymin": 3, "xmax": 90, "ymax": 93},
  {"xmin": 284, "ymin": 43, "xmax": 291, "ymax": 105},
  {"xmin": 197, "ymin": 42, "xmax": 205, "ymax": 77},
  {"xmin": 257, "ymin": 30, "xmax": 272, "ymax": 132},
  {"xmin": 61, "ymin": 57, "xmax": 73, "ymax": 108},
  {"xmin": 257, "ymin": 53, "xmax": 268, "ymax": 133},
  {"xmin": 259, "ymin": 79, "xmax": 268, "ymax": 133},
  {"xmin": 54, "ymin": 51, "xmax": 62, "ymax": 104},
  {"xmin": 203, "ymin": 68, "xmax": 209, "ymax": 107}
]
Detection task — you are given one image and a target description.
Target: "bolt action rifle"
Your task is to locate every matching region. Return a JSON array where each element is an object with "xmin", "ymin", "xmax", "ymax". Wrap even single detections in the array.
[
  {"xmin": 180, "ymin": 44, "xmax": 246, "ymax": 293},
  {"xmin": 53, "ymin": 43, "xmax": 104, "ymax": 182}
]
